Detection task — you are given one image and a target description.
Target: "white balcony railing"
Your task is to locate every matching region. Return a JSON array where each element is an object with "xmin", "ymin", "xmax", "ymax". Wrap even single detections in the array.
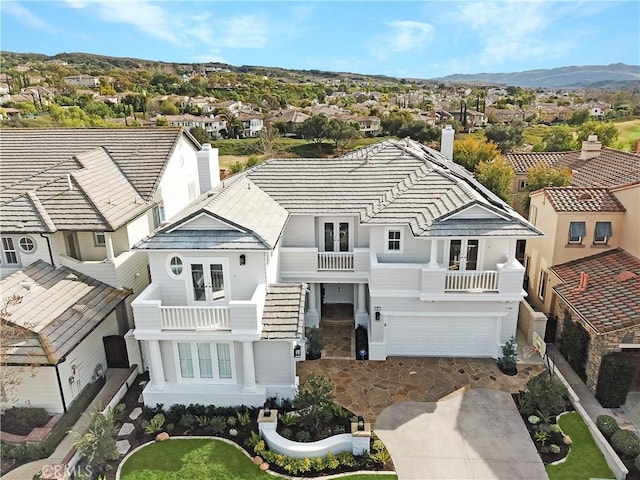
[
  {"xmin": 444, "ymin": 270, "xmax": 499, "ymax": 292},
  {"xmin": 160, "ymin": 306, "xmax": 231, "ymax": 330},
  {"xmin": 317, "ymin": 252, "xmax": 354, "ymax": 271}
]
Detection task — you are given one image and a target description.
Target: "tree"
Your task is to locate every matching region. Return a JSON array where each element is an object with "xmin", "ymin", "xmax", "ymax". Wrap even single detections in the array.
[
  {"xmin": 522, "ymin": 164, "xmax": 572, "ymax": 211},
  {"xmin": 398, "ymin": 121, "xmax": 439, "ymax": 143},
  {"xmin": 73, "ymin": 404, "xmax": 124, "ymax": 475},
  {"xmin": 484, "ymin": 122, "xmax": 524, "ymax": 153},
  {"xmin": 576, "ymin": 121, "xmax": 619, "ymax": 147},
  {"xmin": 475, "ymin": 157, "xmax": 514, "ymax": 201},
  {"xmin": 159, "ymin": 99, "xmax": 179, "ymax": 116},
  {"xmin": 326, "ymin": 118, "xmax": 361, "ymax": 151},
  {"xmin": 297, "ymin": 115, "xmax": 329, "ymax": 153},
  {"xmin": 567, "ymin": 109, "xmax": 590, "ymax": 126},
  {"xmin": 452, "ymin": 137, "xmax": 501, "ymax": 172},
  {"xmin": 255, "ymin": 125, "xmax": 281, "ymax": 155},
  {"xmin": 534, "ymin": 125, "xmax": 575, "ymax": 152},
  {"xmin": 189, "ymin": 126, "xmax": 210, "ymax": 145},
  {"xmin": 293, "ymin": 374, "xmax": 335, "ymax": 439}
]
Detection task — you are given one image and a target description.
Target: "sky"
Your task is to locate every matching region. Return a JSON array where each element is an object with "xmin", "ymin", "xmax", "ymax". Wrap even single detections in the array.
[{"xmin": 1, "ymin": 0, "xmax": 638, "ymax": 79}]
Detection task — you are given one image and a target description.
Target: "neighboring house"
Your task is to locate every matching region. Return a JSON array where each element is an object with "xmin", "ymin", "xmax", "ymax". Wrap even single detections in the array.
[
  {"xmin": 265, "ymin": 109, "xmax": 310, "ymax": 134},
  {"xmin": 1, "ymin": 261, "xmax": 131, "ymax": 413},
  {"xmin": 236, "ymin": 111, "xmax": 264, "ymax": 137},
  {"xmin": 64, "ymin": 75, "xmax": 100, "ymax": 88},
  {"xmin": 132, "ymin": 133, "xmax": 541, "ymax": 408},
  {"xmin": 335, "ymin": 114, "xmax": 381, "ymax": 137},
  {"xmin": 486, "ymin": 108, "xmax": 525, "ymax": 124},
  {"xmin": 165, "ymin": 114, "xmax": 227, "ymax": 139},
  {"xmin": 447, "ymin": 109, "xmax": 487, "ymax": 128}
]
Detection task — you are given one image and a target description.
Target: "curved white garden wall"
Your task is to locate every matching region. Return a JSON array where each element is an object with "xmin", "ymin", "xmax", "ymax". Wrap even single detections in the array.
[{"xmin": 261, "ymin": 428, "xmax": 353, "ymax": 459}]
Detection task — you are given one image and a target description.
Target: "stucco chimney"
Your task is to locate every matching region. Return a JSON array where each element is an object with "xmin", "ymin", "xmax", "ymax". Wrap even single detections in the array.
[
  {"xmin": 580, "ymin": 134, "xmax": 602, "ymax": 160},
  {"xmin": 441, "ymin": 125, "xmax": 455, "ymax": 161},
  {"xmin": 196, "ymin": 143, "xmax": 220, "ymax": 193}
]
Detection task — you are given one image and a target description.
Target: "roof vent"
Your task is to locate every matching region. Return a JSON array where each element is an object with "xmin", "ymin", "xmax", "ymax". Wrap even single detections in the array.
[
  {"xmin": 67, "ymin": 174, "xmax": 73, "ymax": 190},
  {"xmin": 578, "ymin": 192, "xmax": 593, "ymax": 201},
  {"xmin": 615, "ymin": 270, "xmax": 638, "ymax": 282}
]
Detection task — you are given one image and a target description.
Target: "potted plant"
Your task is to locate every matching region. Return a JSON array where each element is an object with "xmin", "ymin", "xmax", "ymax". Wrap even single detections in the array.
[{"xmin": 497, "ymin": 335, "xmax": 518, "ymax": 376}]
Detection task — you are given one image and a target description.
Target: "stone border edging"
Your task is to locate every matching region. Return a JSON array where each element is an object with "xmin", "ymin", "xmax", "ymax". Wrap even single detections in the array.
[{"xmin": 115, "ymin": 436, "xmax": 397, "ymax": 480}]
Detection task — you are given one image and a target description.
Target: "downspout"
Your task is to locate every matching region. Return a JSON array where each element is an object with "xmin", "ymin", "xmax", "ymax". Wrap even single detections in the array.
[
  {"xmin": 54, "ymin": 359, "xmax": 68, "ymax": 413},
  {"xmin": 39, "ymin": 233, "xmax": 54, "ymax": 265}
]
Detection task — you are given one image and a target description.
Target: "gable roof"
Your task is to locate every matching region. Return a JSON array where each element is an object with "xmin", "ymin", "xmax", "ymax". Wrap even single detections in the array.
[
  {"xmin": 550, "ymin": 249, "xmax": 640, "ymax": 334},
  {"xmin": 537, "ymin": 187, "xmax": 627, "ymax": 213},
  {"xmin": 260, "ymin": 283, "xmax": 307, "ymax": 340},
  {"xmin": 503, "ymin": 152, "xmax": 568, "ymax": 175},
  {"xmin": 1, "ymin": 260, "xmax": 130, "ymax": 365},
  {"xmin": 0, "ymin": 128, "xmax": 199, "ymax": 233}
]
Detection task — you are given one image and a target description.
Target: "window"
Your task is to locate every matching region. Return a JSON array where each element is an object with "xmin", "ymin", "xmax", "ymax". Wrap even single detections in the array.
[
  {"xmin": 175, "ymin": 342, "xmax": 234, "ymax": 382},
  {"xmin": 385, "ymin": 228, "xmax": 403, "ymax": 253},
  {"xmin": 152, "ymin": 204, "xmax": 165, "ymax": 229},
  {"xmin": 519, "ymin": 180, "xmax": 528, "ymax": 191},
  {"xmin": 529, "ymin": 205, "xmax": 538, "ymax": 225},
  {"xmin": 568, "ymin": 221, "xmax": 586, "ymax": 244},
  {"xmin": 94, "ymin": 232, "xmax": 106, "ymax": 246},
  {"xmin": 169, "ymin": 255, "xmax": 184, "ymax": 276},
  {"xmin": 538, "ymin": 270, "xmax": 548, "ymax": 300},
  {"xmin": 594, "ymin": 221, "xmax": 612, "ymax": 244},
  {"xmin": 1, "ymin": 238, "xmax": 18, "ymax": 265},
  {"xmin": 210, "ymin": 264, "xmax": 225, "ymax": 300},
  {"xmin": 18, "ymin": 236, "xmax": 36, "ymax": 253}
]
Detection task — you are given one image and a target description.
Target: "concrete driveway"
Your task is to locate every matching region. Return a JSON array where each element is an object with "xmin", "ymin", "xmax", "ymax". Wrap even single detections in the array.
[{"xmin": 375, "ymin": 388, "xmax": 548, "ymax": 480}]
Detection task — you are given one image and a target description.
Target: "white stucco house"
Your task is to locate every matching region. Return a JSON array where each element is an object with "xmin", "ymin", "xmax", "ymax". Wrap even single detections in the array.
[{"xmin": 132, "ymin": 131, "xmax": 542, "ymax": 408}]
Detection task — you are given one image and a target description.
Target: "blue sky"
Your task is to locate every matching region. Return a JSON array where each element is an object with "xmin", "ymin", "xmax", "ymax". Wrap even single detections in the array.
[{"xmin": 1, "ymin": 1, "xmax": 638, "ymax": 79}]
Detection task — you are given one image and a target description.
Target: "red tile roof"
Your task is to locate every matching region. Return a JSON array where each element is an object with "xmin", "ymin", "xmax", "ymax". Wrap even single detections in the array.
[
  {"xmin": 557, "ymin": 148, "xmax": 640, "ymax": 188},
  {"xmin": 550, "ymin": 249, "xmax": 640, "ymax": 334},
  {"xmin": 540, "ymin": 187, "xmax": 626, "ymax": 213},
  {"xmin": 503, "ymin": 152, "xmax": 567, "ymax": 174}
]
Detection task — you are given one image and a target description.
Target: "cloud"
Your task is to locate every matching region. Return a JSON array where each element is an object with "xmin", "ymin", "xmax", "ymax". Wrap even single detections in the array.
[
  {"xmin": 371, "ymin": 19, "xmax": 434, "ymax": 60},
  {"xmin": 1, "ymin": 2, "xmax": 56, "ymax": 33},
  {"xmin": 218, "ymin": 15, "xmax": 268, "ymax": 48}
]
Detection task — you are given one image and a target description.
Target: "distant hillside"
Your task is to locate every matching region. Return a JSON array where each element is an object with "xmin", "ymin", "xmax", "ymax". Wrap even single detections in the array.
[{"xmin": 433, "ymin": 63, "xmax": 640, "ymax": 88}]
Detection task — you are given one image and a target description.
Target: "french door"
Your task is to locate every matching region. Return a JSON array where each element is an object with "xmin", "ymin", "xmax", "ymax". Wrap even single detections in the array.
[
  {"xmin": 322, "ymin": 221, "xmax": 349, "ymax": 252},
  {"xmin": 188, "ymin": 261, "xmax": 226, "ymax": 305},
  {"xmin": 449, "ymin": 239, "xmax": 479, "ymax": 271}
]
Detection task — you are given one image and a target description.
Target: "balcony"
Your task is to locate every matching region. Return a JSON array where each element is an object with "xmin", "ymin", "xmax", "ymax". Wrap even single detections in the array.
[
  {"xmin": 133, "ymin": 283, "xmax": 266, "ymax": 335},
  {"xmin": 444, "ymin": 271, "xmax": 499, "ymax": 292},
  {"xmin": 58, "ymin": 250, "xmax": 147, "ymax": 289},
  {"xmin": 279, "ymin": 247, "xmax": 369, "ymax": 281},
  {"xmin": 317, "ymin": 252, "xmax": 353, "ymax": 271}
]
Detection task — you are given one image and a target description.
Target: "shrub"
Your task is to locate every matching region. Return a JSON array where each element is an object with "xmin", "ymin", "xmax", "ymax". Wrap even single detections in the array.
[
  {"xmin": 208, "ymin": 416, "xmax": 227, "ymax": 435},
  {"xmin": 236, "ymin": 410, "xmax": 251, "ymax": 427},
  {"xmin": 519, "ymin": 371, "xmax": 568, "ymax": 416},
  {"xmin": 325, "ymin": 452, "xmax": 339, "ymax": 470},
  {"xmin": 294, "ymin": 374, "xmax": 335, "ymax": 439},
  {"xmin": 336, "ymin": 451, "xmax": 357, "ymax": 467},
  {"xmin": 633, "ymin": 453, "xmax": 640, "ymax": 473},
  {"xmin": 279, "ymin": 412, "xmax": 298, "ymax": 427},
  {"xmin": 1, "ymin": 407, "xmax": 50, "ymax": 435},
  {"xmin": 558, "ymin": 313, "xmax": 589, "ymax": 380},
  {"xmin": 72, "ymin": 406, "xmax": 120, "ymax": 473},
  {"xmin": 226, "ymin": 416, "xmax": 236, "ymax": 427},
  {"xmin": 611, "ymin": 429, "xmax": 640, "ymax": 459},
  {"xmin": 498, "ymin": 335, "xmax": 518, "ymax": 374},
  {"xmin": 306, "ymin": 327, "xmax": 322, "ymax": 360},
  {"xmin": 295, "ymin": 430, "xmax": 311, "ymax": 442},
  {"xmin": 167, "ymin": 404, "xmax": 186, "ymax": 424},
  {"xmin": 550, "ymin": 424, "xmax": 562, "ymax": 434},
  {"xmin": 596, "ymin": 414, "xmax": 621, "ymax": 440},
  {"xmin": 178, "ymin": 413, "xmax": 196, "ymax": 428},
  {"xmin": 550, "ymin": 444, "xmax": 561, "ymax": 454},
  {"xmin": 144, "ymin": 413, "xmax": 165, "ymax": 434},
  {"xmin": 596, "ymin": 352, "xmax": 636, "ymax": 408},
  {"xmin": 281, "ymin": 427, "xmax": 293, "ymax": 439},
  {"xmin": 528, "ymin": 415, "xmax": 541, "ymax": 425}
]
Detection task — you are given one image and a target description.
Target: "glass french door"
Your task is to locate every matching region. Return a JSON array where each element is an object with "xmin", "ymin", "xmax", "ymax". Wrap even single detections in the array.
[
  {"xmin": 323, "ymin": 221, "xmax": 349, "ymax": 252},
  {"xmin": 188, "ymin": 261, "xmax": 225, "ymax": 305},
  {"xmin": 448, "ymin": 239, "xmax": 479, "ymax": 270}
]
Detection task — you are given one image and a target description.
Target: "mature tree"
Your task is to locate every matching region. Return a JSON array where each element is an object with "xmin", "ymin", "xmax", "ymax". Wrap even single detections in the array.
[
  {"xmin": 326, "ymin": 118, "xmax": 361, "ymax": 151},
  {"xmin": 398, "ymin": 121, "xmax": 439, "ymax": 143},
  {"xmin": 297, "ymin": 115, "xmax": 329, "ymax": 153},
  {"xmin": 73, "ymin": 404, "xmax": 124, "ymax": 475},
  {"xmin": 522, "ymin": 165, "xmax": 572, "ymax": 211},
  {"xmin": 293, "ymin": 374, "xmax": 335, "ymax": 439},
  {"xmin": 255, "ymin": 125, "xmax": 282, "ymax": 155},
  {"xmin": 534, "ymin": 125, "xmax": 576, "ymax": 152},
  {"xmin": 575, "ymin": 121, "xmax": 619, "ymax": 147},
  {"xmin": 452, "ymin": 137, "xmax": 501, "ymax": 172},
  {"xmin": 159, "ymin": 100, "xmax": 179, "ymax": 116},
  {"xmin": 380, "ymin": 110, "xmax": 413, "ymax": 136},
  {"xmin": 484, "ymin": 122, "xmax": 524, "ymax": 153},
  {"xmin": 567, "ymin": 109, "xmax": 590, "ymax": 126},
  {"xmin": 189, "ymin": 126, "xmax": 210, "ymax": 145},
  {"xmin": 475, "ymin": 158, "xmax": 514, "ymax": 202}
]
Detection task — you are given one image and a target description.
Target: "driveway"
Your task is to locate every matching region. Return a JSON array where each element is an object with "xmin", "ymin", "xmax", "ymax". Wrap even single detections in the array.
[{"xmin": 375, "ymin": 388, "xmax": 548, "ymax": 480}]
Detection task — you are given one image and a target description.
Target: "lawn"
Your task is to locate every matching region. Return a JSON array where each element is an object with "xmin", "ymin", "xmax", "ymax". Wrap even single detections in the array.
[
  {"xmin": 613, "ymin": 118, "xmax": 640, "ymax": 151},
  {"xmin": 119, "ymin": 438, "xmax": 397, "ymax": 480},
  {"xmin": 546, "ymin": 412, "xmax": 614, "ymax": 480}
]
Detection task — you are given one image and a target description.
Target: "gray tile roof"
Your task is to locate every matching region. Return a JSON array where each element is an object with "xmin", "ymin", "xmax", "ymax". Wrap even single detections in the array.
[
  {"xmin": 261, "ymin": 283, "xmax": 307, "ymax": 340},
  {"xmin": 135, "ymin": 229, "xmax": 267, "ymax": 250},
  {"xmin": 1, "ymin": 260, "xmax": 130, "ymax": 365},
  {"xmin": 0, "ymin": 128, "xmax": 199, "ymax": 233}
]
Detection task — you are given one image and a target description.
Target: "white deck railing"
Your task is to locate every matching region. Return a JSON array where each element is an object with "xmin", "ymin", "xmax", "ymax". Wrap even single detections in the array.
[
  {"xmin": 160, "ymin": 306, "xmax": 231, "ymax": 330},
  {"xmin": 317, "ymin": 252, "xmax": 354, "ymax": 271},
  {"xmin": 445, "ymin": 270, "xmax": 499, "ymax": 292}
]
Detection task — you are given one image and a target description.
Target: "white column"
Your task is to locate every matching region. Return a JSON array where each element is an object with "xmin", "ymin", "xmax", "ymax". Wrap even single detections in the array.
[
  {"xmin": 242, "ymin": 341, "xmax": 257, "ymax": 392},
  {"xmin": 506, "ymin": 239, "xmax": 517, "ymax": 267},
  {"xmin": 356, "ymin": 284, "xmax": 367, "ymax": 315},
  {"xmin": 305, "ymin": 283, "xmax": 319, "ymax": 327},
  {"xmin": 428, "ymin": 239, "xmax": 439, "ymax": 268},
  {"xmin": 147, "ymin": 340, "xmax": 166, "ymax": 389},
  {"xmin": 308, "ymin": 283, "xmax": 316, "ymax": 313},
  {"xmin": 104, "ymin": 232, "xmax": 115, "ymax": 261}
]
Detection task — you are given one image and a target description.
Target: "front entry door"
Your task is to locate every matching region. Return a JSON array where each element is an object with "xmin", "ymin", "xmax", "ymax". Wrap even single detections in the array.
[
  {"xmin": 188, "ymin": 261, "xmax": 226, "ymax": 305},
  {"xmin": 449, "ymin": 239, "xmax": 479, "ymax": 270},
  {"xmin": 103, "ymin": 335, "xmax": 129, "ymax": 369},
  {"xmin": 323, "ymin": 221, "xmax": 349, "ymax": 252}
]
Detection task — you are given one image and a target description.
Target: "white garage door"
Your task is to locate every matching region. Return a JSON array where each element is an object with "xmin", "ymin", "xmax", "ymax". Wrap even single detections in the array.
[{"xmin": 387, "ymin": 316, "xmax": 497, "ymax": 357}]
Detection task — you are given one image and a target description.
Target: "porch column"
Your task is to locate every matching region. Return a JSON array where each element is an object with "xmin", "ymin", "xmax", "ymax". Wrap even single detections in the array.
[
  {"xmin": 506, "ymin": 239, "xmax": 517, "ymax": 267},
  {"xmin": 428, "ymin": 239, "xmax": 439, "ymax": 268},
  {"xmin": 104, "ymin": 232, "xmax": 115, "ymax": 261},
  {"xmin": 356, "ymin": 283, "xmax": 367, "ymax": 316},
  {"xmin": 308, "ymin": 283, "xmax": 317, "ymax": 313},
  {"xmin": 242, "ymin": 341, "xmax": 257, "ymax": 392},
  {"xmin": 305, "ymin": 283, "xmax": 319, "ymax": 327},
  {"xmin": 147, "ymin": 340, "xmax": 166, "ymax": 389}
]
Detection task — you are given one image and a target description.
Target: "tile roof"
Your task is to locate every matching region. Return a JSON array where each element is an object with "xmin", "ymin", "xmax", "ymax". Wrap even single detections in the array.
[
  {"xmin": 539, "ymin": 187, "xmax": 627, "ymax": 213},
  {"xmin": 1, "ymin": 260, "xmax": 130, "ymax": 365},
  {"xmin": 503, "ymin": 152, "xmax": 568, "ymax": 174},
  {"xmin": 556, "ymin": 147, "xmax": 640, "ymax": 188},
  {"xmin": 550, "ymin": 249, "xmax": 640, "ymax": 334},
  {"xmin": 0, "ymin": 128, "xmax": 198, "ymax": 232},
  {"xmin": 261, "ymin": 283, "xmax": 307, "ymax": 340}
]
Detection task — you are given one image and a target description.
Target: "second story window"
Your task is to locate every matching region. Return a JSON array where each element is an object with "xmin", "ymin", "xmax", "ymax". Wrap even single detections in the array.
[
  {"xmin": 385, "ymin": 228, "xmax": 403, "ymax": 253},
  {"xmin": 18, "ymin": 236, "xmax": 36, "ymax": 254},
  {"xmin": 94, "ymin": 232, "xmax": 106, "ymax": 246},
  {"xmin": 594, "ymin": 221, "xmax": 612, "ymax": 244},
  {"xmin": 568, "ymin": 221, "xmax": 586, "ymax": 244},
  {"xmin": 1, "ymin": 237, "xmax": 18, "ymax": 265},
  {"xmin": 529, "ymin": 205, "xmax": 538, "ymax": 225},
  {"xmin": 537, "ymin": 270, "xmax": 548, "ymax": 301}
]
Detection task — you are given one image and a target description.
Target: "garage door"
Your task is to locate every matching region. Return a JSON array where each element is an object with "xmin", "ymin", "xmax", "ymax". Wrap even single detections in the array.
[{"xmin": 387, "ymin": 316, "xmax": 497, "ymax": 357}]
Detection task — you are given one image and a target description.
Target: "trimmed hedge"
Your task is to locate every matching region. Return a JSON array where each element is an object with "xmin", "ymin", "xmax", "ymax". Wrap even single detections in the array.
[
  {"xmin": 596, "ymin": 414, "xmax": 621, "ymax": 441},
  {"xmin": 558, "ymin": 313, "xmax": 589, "ymax": 381},
  {"xmin": 611, "ymin": 429, "xmax": 640, "ymax": 459},
  {"xmin": 0, "ymin": 407, "xmax": 50, "ymax": 435},
  {"xmin": 595, "ymin": 352, "xmax": 636, "ymax": 408}
]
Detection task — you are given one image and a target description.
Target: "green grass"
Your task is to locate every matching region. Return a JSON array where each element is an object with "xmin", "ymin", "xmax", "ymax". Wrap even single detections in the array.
[
  {"xmin": 119, "ymin": 438, "xmax": 397, "ymax": 480},
  {"xmin": 546, "ymin": 412, "xmax": 614, "ymax": 480},
  {"xmin": 613, "ymin": 118, "xmax": 640, "ymax": 151},
  {"xmin": 523, "ymin": 124, "xmax": 551, "ymax": 146}
]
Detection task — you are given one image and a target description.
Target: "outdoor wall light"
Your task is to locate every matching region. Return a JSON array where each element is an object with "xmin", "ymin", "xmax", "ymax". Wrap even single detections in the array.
[
  {"xmin": 357, "ymin": 416, "xmax": 365, "ymax": 431},
  {"xmin": 293, "ymin": 344, "xmax": 302, "ymax": 358},
  {"xmin": 263, "ymin": 402, "xmax": 272, "ymax": 417},
  {"xmin": 239, "ymin": 254, "xmax": 246, "ymax": 266},
  {"xmin": 375, "ymin": 306, "xmax": 381, "ymax": 321}
]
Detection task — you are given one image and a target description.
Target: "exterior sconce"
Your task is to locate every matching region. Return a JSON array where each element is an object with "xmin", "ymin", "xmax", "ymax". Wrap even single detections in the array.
[
  {"xmin": 239, "ymin": 254, "xmax": 246, "ymax": 266},
  {"xmin": 263, "ymin": 402, "xmax": 272, "ymax": 417},
  {"xmin": 293, "ymin": 344, "xmax": 302, "ymax": 358},
  {"xmin": 357, "ymin": 416, "xmax": 365, "ymax": 431},
  {"xmin": 375, "ymin": 306, "xmax": 381, "ymax": 321}
]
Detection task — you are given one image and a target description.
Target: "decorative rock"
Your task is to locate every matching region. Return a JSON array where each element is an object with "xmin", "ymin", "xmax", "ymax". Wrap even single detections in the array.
[
  {"xmin": 129, "ymin": 407, "xmax": 143, "ymax": 420},
  {"xmin": 116, "ymin": 440, "xmax": 131, "ymax": 456},
  {"xmin": 229, "ymin": 428, "xmax": 238, "ymax": 437},
  {"xmin": 563, "ymin": 435, "xmax": 573, "ymax": 445},
  {"xmin": 156, "ymin": 432, "xmax": 170, "ymax": 441},
  {"xmin": 118, "ymin": 422, "xmax": 135, "ymax": 436},
  {"xmin": 139, "ymin": 380, "xmax": 148, "ymax": 387},
  {"xmin": 253, "ymin": 456, "xmax": 263, "ymax": 465},
  {"xmin": 259, "ymin": 462, "xmax": 269, "ymax": 471}
]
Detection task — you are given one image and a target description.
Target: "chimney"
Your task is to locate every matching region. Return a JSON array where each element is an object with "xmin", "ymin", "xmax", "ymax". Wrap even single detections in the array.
[
  {"xmin": 196, "ymin": 143, "xmax": 220, "ymax": 194},
  {"xmin": 580, "ymin": 134, "xmax": 602, "ymax": 160},
  {"xmin": 441, "ymin": 125, "xmax": 455, "ymax": 161}
]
